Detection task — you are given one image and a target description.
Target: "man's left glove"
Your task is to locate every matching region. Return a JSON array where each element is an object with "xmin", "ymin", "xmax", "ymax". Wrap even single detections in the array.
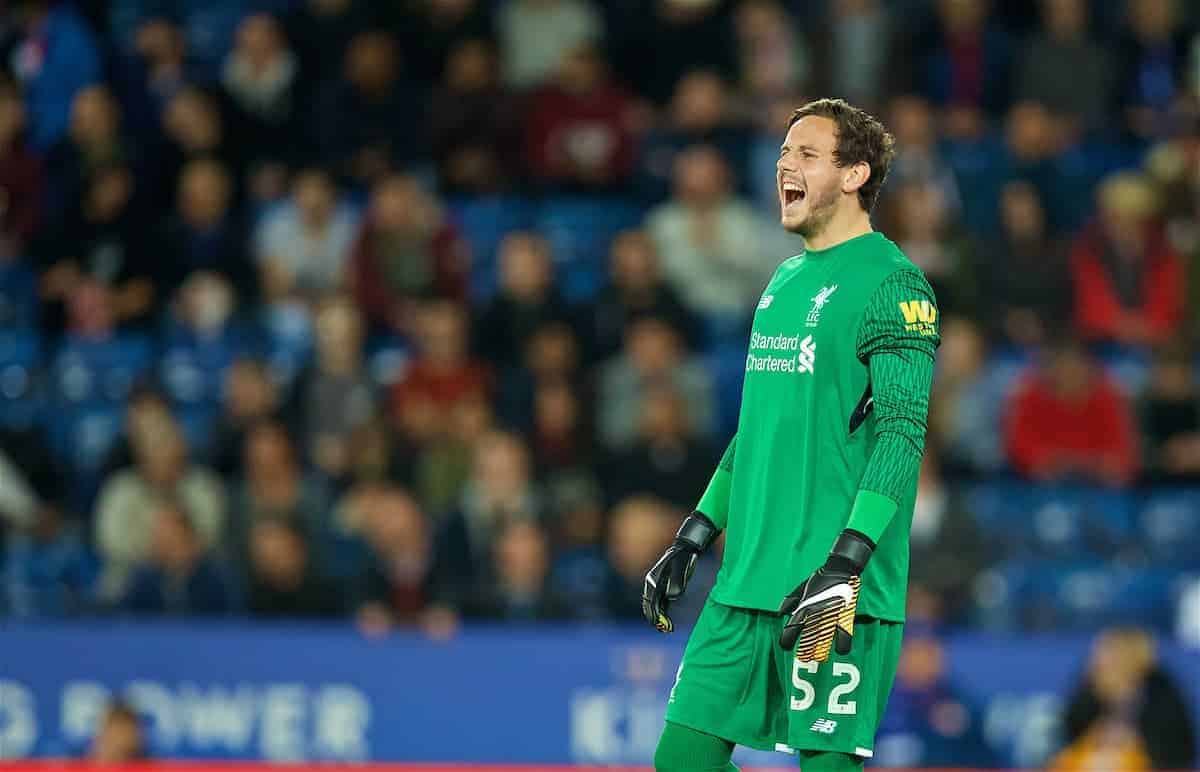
[
  {"xmin": 642, "ymin": 511, "xmax": 719, "ymax": 632},
  {"xmin": 778, "ymin": 529, "xmax": 875, "ymax": 661}
]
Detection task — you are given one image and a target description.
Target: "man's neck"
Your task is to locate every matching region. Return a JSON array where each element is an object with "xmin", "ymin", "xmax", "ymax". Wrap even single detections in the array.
[{"xmin": 804, "ymin": 208, "xmax": 873, "ymax": 251}]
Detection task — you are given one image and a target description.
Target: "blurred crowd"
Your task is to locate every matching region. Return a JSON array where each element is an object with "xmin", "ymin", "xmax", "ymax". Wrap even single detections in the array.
[{"xmin": 0, "ymin": 0, "xmax": 1198, "ymax": 644}]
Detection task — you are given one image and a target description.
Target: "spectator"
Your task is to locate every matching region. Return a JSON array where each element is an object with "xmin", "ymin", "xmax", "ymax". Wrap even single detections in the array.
[
  {"xmin": 247, "ymin": 518, "xmax": 341, "ymax": 618},
  {"xmin": 880, "ymin": 178, "xmax": 978, "ymax": 318},
  {"xmin": 314, "ymin": 31, "xmax": 420, "ymax": 185},
  {"xmin": 546, "ymin": 475, "xmax": 610, "ymax": 620},
  {"xmin": 340, "ymin": 419, "xmax": 410, "ymax": 492},
  {"xmin": 287, "ymin": 295, "xmax": 377, "ymax": 478},
  {"xmin": 823, "ymin": 0, "xmax": 890, "ymax": 111},
  {"xmin": 115, "ymin": 18, "xmax": 193, "ymax": 153},
  {"xmin": 1070, "ymin": 173, "xmax": 1184, "ymax": 347},
  {"xmin": 1013, "ymin": 0, "xmax": 1112, "ymax": 132},
  {"xmin": 2, "ymin": 501, "xmax": 97, "ymax": 617},
  {"xmin": 524, "ymin": 43, "xmax": 636, "ymax": 192},
  {"xmin": 393, "ymin": 0, "xmax": 494, "ymax": 83},
  {"xmin": 587, "ymin": 229, "xmax": 700, "ymax": 359},
  {"xmin": 7, "ymin": 0, "xmax": 101, "ymax": 151},
  {"xmin": 1054, "ymin": 627, "xmax": 1196, "ymax": 770},
  {"xmin": 886, "ymin": 94, "xmax": 962, "ymax": 217},
  {"xmin": 529, "ymin": 378, "xmax": 593, "ymax": 478},
  {"xmin": 86, "ymin": 702, "xmax": 146, "ymax": 763},
  {"xmin": 35, "ymin": 163, "xmax": 155, "ymax": 334},
  {"xmin": 645, "ymin": 145, "xmax": 775, "ymax": 321},
  {"xmin": 1115, "ymin": 0, "xmax": 1193, "ymax": 139},
  {"xmin": 497, "ymin": 0, "xmax": 603, "ymax": 90},
  {"xmin": 286, "ymin": 0, "xmax": 374, "ymax": 91},
  {"xmin": 906, "ymin": 451, "xmax": 988, "ymax": 626},
  {"xmin": 1140, "ymin": 345, "xmax": 1200, "ymax": 482},
  {"xmin": 597, "ymin": 315, "xmax": 715, "ymax": 450},
  {"xmin": 354, "ymin": 485, "xmax": 436, "ymax": 630},
  {"xmin": 94, "ymin": 411, "xmax": 226, "ymax": 600},
  {"xmin": 211, "ymin": 359, "xmax": 281, "ymax": 478},
  {"xmin": 929, "ymin": 317, "xmax": 1008, "ymax": 475},
  {"xmin": 475, "ymin": 232, "xmax": 573, "ymax": 368},
  {"xmin": 413, "ymin": 394, "xmax": 495, "ymax": 518},
  {"xmin": 0, "ymin": 79, "xmax": 43, "ymax": 260},
  {"xmin": 427, "ymin": 38, "xmax": 522, "ymax": 194},
  {"xmin": 392, "ymin": 299, "xmax": 491, "ymax": 446},
  {"xmin": 460, "ymin": 519, "xmax": 569, "ymax": 620},
  {"xmin": 875, "ymin": 632, "xmax": 995, "ymax": 767},
  {"xmin": 914, "ymin": 0, "xmax": 1012, "ymax": 118},
  {"xmin": 44, "ymin": 86, "xmax": 127, "ymax": 225},
  {"xmin": 122, "ymin": 502, "xmax": 238, "ymax": 616},
  {"xmin": 606, "ymin": 495, "xmax": 704, "ymax": 622},
  {"xmin": 158, "ymin": 88, "xmax": 232, "ymax": 198},
  {"xmin": 227, "ymin": 421, "xmax": 329, "ymax": 562},
  {"xmin": 220, "ymin": 14, "xmax": 300, "ymax": 166},
  {"xmin": 980, "ymin": 180, "xmax": 1071, "ymax": 347},
  {"xmin": 434, "ymin": 431, "xmax": 541, "ymax": 602},
  {"xmin": 155, "ymin": 159, "xmax": 255, "ymax": 302},
  {"xmin": 1004, "ymin": 338, "xmax": 1139, "ymax": 486},
  {"xmin": 496, "ymin": 319, "xmax": 585, "ymax": 431},
  {"xmin": 610, "ymin": 0, "xmax": 736, "ymax": 106},
  {"xmin": 254, "ymin": 167, "xmax": 360, "ymax": 302},
  {"xmin": 733, "ymin": 0, "xmax": 810, "ymax": 111},
  {"xmin": 348, "ymin": 173, "xmax": 468, "ymax": 333},
  {"xmin": 640, "ymin": 71, "xmax": 752, "ymax": 202},
  {"xmin": 603, "ymin": 383, "xmax": 717, "ymax": 509}
]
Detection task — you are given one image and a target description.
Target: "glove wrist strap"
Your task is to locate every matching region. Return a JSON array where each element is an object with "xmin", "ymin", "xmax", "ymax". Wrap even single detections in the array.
[
  {"xmin": 675, "ymin": 511, "xmax": 719, "ymax": 552},
  {"xmin": 827, "ymin": 529, "xmax": 875, "ymax": 574}
]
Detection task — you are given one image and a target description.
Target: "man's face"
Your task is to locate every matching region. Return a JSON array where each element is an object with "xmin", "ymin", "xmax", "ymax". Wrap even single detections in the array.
[{"xmin": 777, "ymin": 116, "xmax": 847, "ymax": 236}]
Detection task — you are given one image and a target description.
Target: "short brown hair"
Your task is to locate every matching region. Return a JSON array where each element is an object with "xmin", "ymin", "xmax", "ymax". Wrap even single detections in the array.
[{"xmin": 788, "ymin": 98, "xmax": 895, "ymax": 213}]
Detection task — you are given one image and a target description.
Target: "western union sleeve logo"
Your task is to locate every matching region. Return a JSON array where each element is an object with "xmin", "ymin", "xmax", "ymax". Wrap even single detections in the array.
[{"xmin": 898, "ymin": 300, "xmax": 937, "ymax": 335}]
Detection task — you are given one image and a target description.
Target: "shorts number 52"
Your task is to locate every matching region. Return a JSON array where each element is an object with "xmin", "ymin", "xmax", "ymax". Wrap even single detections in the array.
[{"xmin": 790, "ymin": 660, "xmax": 860, "ymax": 715}]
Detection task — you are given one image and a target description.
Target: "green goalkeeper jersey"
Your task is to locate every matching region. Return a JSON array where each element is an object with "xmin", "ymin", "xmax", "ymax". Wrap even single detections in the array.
[{"xmin": 698, "ymin": 231, "xmax": 940, "ymax": 621}]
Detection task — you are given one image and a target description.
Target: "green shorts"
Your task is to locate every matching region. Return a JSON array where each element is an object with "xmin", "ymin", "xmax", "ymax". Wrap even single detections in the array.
[{"xmin": 664, "ymin": 597, "xmax": 903, "ymax": 760}]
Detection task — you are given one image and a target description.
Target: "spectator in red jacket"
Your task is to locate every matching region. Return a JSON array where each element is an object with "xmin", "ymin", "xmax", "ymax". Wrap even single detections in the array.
[
  {"xmin": 391, "ymin": 299, "xmax": 490, "ymax": 446},
  {"xmin": 523, "ymin": 43, "xmax": 637, "ymax": 192},
  {"xmin": 1070, "ymin": 173, "xmax": 1183, "ymax": 347},
  {"xmin": 349, "ymin": 173, "xmax": 467, "ymax": 334},
  {"xmin": 1005, "ymin": 338, "xmax": 1139, "ymax": 486}
]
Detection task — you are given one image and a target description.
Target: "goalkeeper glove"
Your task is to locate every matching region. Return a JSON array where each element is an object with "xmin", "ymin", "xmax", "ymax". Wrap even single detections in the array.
[
  {"xmin": 642, "ymin": 511, "xmax": 719, "ymax": 632},
  {"xmin": 778, "ymin": 529, "xmax": 875, "ymax": 661}
]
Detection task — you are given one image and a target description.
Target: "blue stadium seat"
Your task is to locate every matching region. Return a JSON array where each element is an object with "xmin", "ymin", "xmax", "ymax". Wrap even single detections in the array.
[
  {"xmin": 1137, "ymin": 489, "xmax": 1200, "ymax": 565},
  {"xmin": 977, "ymin": 560, "xmax": 1177, "ymax": 631},
  {"xmin": 446, "ymin": 196, "xmax": 534, "ymax": 302},
  {"xmin": 535, "ymin": 198, "xmax": 644, "ymax": 303},
  {"xmin": 160, "ymin": 322, "xmax": 251, "ymax": 411},
  {"xmin": 965, "ymin": 483, "xmax": 1134, "ymax": 558},
  {"xmin": 0, "ymin": 329, "xmax": 43, "ymax": 431},
  {"xmin": 706, "ymin": 344, "xmax": 747, "ymax": 438},
  {"xmin": 0, "ymin": 262, "xmax": 38, "ymax": 329},
  {"xmin": 48, "ymin": 334, "xmax": 154, "ymax": 471},
  {"xmin": 260, "ymin": 305, "xmax": 313, "ymax": 389},
  {"xmin": 366, "ymin": 334, "xmax": 411, "ymax": 389}
]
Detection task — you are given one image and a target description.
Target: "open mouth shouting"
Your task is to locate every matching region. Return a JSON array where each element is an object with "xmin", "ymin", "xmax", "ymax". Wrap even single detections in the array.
[{"xmin": 781, "ymin": 180, "xmax": 806, "ymax": 208}]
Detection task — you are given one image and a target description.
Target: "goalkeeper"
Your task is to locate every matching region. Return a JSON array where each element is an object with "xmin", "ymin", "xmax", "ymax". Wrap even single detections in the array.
[{"xmin": 643, "ymin": 98, "xmax": 940, "ymax": 772}]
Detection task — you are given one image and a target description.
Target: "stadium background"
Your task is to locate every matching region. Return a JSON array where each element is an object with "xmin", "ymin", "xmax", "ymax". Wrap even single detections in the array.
[{"xmin": 0, "ymin": 0, "xmax": 1198, "ymax": 768}]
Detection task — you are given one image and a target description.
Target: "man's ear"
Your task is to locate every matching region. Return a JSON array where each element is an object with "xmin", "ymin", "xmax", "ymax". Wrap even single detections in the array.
[{"xmin": 843, "ymin": 162, "xmax": 871, "ymax": 195}]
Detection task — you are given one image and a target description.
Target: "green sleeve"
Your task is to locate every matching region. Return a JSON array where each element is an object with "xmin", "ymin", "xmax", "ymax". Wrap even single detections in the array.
[
  {"xmin": 696, "ymin": 435, "xmax": 736, "ymax": 529},
  {"xmin": 847, "ymin": 270, "xmax": 940, "ymax": 544}
]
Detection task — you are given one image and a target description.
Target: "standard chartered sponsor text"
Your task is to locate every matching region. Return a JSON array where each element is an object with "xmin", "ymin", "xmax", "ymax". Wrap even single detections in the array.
[{"xmin": 747, "ymin": 332, "xmax": 814, "ymax": 373}]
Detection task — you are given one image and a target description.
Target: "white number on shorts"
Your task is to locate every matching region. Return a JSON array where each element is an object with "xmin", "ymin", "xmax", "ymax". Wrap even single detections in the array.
[
  {"xmin": 790, "ymin": 660, "xmax": 818, "ymax": 711},
  {"xmin": 828, "ymin": 663, "xmax": 860, "ymax": 715},
  {"xmin": 789, "ymin": 661, "xmax": 860, "ymax": 716}
]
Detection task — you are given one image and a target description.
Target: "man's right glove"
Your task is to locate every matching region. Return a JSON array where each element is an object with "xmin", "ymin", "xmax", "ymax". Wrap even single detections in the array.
[{"xmin": 642, "ymin": 511, "xmax": 719, "ymax": 632}]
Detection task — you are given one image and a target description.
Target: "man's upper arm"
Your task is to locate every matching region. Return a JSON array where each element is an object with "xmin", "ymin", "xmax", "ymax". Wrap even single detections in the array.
[{"xmin": 857, "ymin": 270, "xmax": 941, "ymax": 362}]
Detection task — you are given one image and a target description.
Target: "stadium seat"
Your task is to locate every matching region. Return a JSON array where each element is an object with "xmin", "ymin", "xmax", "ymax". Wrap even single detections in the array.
[
  {"xmin": 535, "ymin": 198, "xmax": 644, "ymax": 303},
  {"xmin": 964, "ymin": 483, "xmax": 1134, "ymax": 558},
  {"xmin": 260, "ymin": 304, "xmax": 314, "ymax": 389},
  {"xmin": 1137, "ymin": 489, "xmax": 1200, "ymax": 565},
  {"xmin": 365, "ymin": 333, "xmax": 411, "ymax": 389},
  {"xmin": 160, "ymin": 322, "xmax": 251, "ymax": 410},
  {"xmin": 0, "ymin": 329, "xmax": 43, "ymax": 431},
  {"xmin": 0, "ymin": 262, "xmax": 38, "ymax": 330},
  {"xmin": 446, "ymin": 196, "xmax": 534, "ymax": 302}
]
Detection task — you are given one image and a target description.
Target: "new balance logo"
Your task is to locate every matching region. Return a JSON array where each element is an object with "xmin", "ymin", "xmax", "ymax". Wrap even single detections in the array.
[
  {"xmin": 810, "ymin": 719, "xmax": 838, "ymax": 734},
  {"xmin": 796, "ymin": 335, "xmax": 815, "ymax": 374},
  {"xmin": 758, "ymin": 294, "xmax": 775, "ymax": 310}
]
